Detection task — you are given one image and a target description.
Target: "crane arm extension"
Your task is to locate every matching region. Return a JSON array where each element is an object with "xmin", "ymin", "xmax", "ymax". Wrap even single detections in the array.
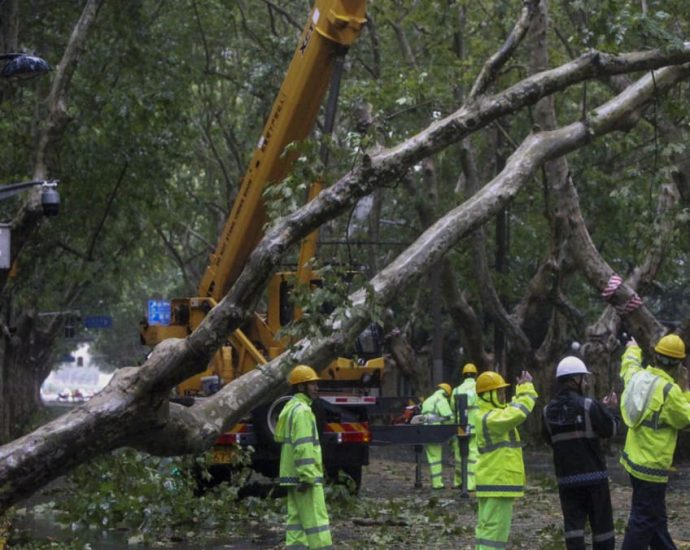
[{"xmin": 198, "ymin": 0, "xmax": 366, "ymax": 301}]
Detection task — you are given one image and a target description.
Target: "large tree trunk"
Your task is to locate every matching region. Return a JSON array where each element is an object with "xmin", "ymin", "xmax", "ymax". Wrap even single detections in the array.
[{"xmin": 2, "ymin": 45, "xmax": 690, "ymax": 512}]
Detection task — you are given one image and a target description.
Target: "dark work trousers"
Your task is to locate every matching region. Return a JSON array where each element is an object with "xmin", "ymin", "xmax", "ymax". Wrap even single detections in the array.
[
  {"xmin": 559, "ymin": 482, "xmax": 615, "ymax": 550},
  {"xmin": 622, "ymin": 474, "xmax": 676, "ymax": 550}
]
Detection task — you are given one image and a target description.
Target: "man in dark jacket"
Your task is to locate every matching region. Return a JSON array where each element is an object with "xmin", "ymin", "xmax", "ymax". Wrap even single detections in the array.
[{"xmin": 543, "ymin": 356, "xmax": 620, "ymax": 550}]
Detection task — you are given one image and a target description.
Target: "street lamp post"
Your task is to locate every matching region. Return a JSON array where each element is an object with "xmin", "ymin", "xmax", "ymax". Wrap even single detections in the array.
[
  {"xmin": 0, "ymin": 53, "xmax": 51, "ymax": 80},
  {"xmin": 0, "ymin": 180, "xmax": 60, "ymax": 268},
  {"xmin": 0, "ymin": 52, "xmax": 53, "ymax": 268},
  {"xmin": 0, "ymin": 180, "xmax": 60, "ymax": 213}
]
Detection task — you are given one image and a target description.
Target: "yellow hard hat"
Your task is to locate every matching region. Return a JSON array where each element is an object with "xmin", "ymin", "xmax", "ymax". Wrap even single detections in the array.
[
  {"xmin": 476, "ymin": 371, "xmax": 509, "ymax": 394},
  {"xmin": 654, "ymin": 334, "xmax": 686, "ymax": 360},
  {"xmin": 462, "ymin": 363, "xmax": 478, "ymax": 375},
  {"xmin": 288, "ymin": 364, "xmax": 321, "ymax": 385},
  {"xmin": 437, "ymin": 383, "xmax": 452, "ymax": 396}
]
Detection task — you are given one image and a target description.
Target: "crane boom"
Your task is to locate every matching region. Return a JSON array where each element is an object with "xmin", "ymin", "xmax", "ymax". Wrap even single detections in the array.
[
  {"xmin": 198, "ymin": 0, "xmax": 366, "ymax": 301},
  {"xmin": 141, "ymin": 1, "xmax": 390, "ymax": 489},
  {"xmin": 140, "ymin": 0, "xmax": 379, "ymax": 397}
]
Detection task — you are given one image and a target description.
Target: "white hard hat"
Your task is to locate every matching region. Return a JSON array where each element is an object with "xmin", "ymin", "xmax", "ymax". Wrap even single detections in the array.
[{"xmin": 556, "ymin": 356, "xmax": 591, "ymax": 378}]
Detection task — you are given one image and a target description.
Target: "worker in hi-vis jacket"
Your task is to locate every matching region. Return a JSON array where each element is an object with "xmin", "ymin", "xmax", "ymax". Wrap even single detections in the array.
[{"xmin": 275, "ymin": 365, "xmax": 332, "ymax": 549}]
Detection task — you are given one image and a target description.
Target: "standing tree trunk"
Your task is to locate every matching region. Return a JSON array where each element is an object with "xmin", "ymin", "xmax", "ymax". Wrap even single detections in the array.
[
  {"xmin": 0, "ymin": 310, "xmax": 53, "ymax": 439},
  {"xmin": 0, "ymin": 0, "xmax": 105, "ymax": 441},
  {"xmin": 2, "ymin": 44, "xmax": 689, "ymax": 512}
]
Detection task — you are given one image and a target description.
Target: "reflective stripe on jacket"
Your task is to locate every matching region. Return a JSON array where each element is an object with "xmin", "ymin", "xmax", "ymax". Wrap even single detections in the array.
[
  {"xmin": 275, "ymin": 393, "xmax": 324, "ymax": 486},
  {"xmin": 620, "ymin": 344, "xmax": 690, "ymax": 483},
  {"xmin": 421, "ymin": 389, "xmax": 453, "ymax": 425},
  {"xmin": 543, "ymin": 389, "xmax": 619, "ymax": 488},
  {"xmin": 474, "ymin": 381, "xmax": 537, "ymax": 498},
  {"xmin": 452, "ymin": 378, "xmax": 478, "ymax": 432}
]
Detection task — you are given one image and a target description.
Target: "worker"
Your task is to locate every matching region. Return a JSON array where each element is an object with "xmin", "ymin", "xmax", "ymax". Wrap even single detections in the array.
[
  {"xmin": 451, "ymin": 362, "xmax": 479, "ymax": 491},
  {"xmin": 275, "ymin": 364, "xmax": 332, "ymax": 549},
  {"xmin": 543, "ymin": 356, "xmax": 620, "ymax": 550},
  {"xmin": 619, "ymin": 334, "xmax": 690, "ymax": 550},
  {"xmin": 474, "ymin": 370, "xmax": 537, "ymax": 550},
  {"xmin": 421, "ymin": 382, "xmax": 453, "ymax": 489}
]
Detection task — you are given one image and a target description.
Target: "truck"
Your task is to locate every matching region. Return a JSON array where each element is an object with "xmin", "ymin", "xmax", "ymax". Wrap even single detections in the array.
[{"xmin": 140, "ymin": 0, "xmax": 385, "ymax": 488}]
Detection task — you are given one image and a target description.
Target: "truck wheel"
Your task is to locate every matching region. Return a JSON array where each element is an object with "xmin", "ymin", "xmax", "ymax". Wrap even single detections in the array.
[
  {"xmin": 342, "ymin": 465, "xmax": 362, "ymax": 494},
  {"xmin": 251, "ymin": 396, "xmax": 289, "ymax": 450},
  {"xmin": 192, "ymin": 461, "xmax": 234, "ymax": 496},
  {"xmin": 328, "ymin": 465, "xmax": 362, "ymax": 494},
  {"xmin": 267, "ymin": 395, "xmax": 292, "ymax": 435},
  {"xmin": 251, "ymin": 403, "xmax": 277, "ymax": 450}
]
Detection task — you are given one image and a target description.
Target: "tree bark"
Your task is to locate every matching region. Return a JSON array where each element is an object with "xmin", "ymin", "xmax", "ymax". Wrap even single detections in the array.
[
  {"xmin": 1, "ymin": 42, "xmax": 690, "ymax": 512},
  {"xmin": 0, "ymin": 0, "xmax": 106, "ymax": 442}
]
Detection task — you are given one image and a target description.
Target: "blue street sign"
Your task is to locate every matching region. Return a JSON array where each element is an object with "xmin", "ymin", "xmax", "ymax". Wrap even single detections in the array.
[
  {"xmin": 83, "ymin": 315, "xmax": 113, "ymax": 329},
  {"xmin": 148, "ymin": 300, "xmax": 171, "ymax": 326}
]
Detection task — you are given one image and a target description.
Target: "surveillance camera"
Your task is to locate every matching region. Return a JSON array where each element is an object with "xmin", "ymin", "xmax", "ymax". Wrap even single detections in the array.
[{"xmin": 41, "ymin": 183, "xmax": 60, "ymax": 217}]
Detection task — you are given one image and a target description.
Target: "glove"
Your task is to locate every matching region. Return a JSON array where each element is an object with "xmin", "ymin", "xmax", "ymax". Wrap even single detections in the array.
[
  {"xmin": 516, "ymin": 370, "xmax": 533, "ymax": 384},
  {"xmin": 603, "ymin": 391, "xmax": 618, "ymax": 408}
]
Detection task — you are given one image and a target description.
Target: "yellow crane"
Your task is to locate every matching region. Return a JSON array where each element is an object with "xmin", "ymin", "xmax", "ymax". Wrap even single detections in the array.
[{"xmin": 140, "ymin": 0, "xmax": 383, "ymax": 486}]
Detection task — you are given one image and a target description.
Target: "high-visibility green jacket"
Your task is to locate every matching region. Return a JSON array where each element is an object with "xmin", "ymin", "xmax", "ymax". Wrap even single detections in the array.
[
  {"xmin": 474, "ymin": 382, "xmax": 537, "ymax": 498},
  {"xmin": 620, "ymin": 344, "xmax": 690, "ymax": 483},
  {"xmin": 275, "ymin": 392, "xmax": 324, "ymax": 486},
  {"xmin": 421, "ymin": 389, "xmax": 453, "ymax": 425},
  {"xmin": 452, "ymin": 378, "xmax": 478, "ymax": 433}
]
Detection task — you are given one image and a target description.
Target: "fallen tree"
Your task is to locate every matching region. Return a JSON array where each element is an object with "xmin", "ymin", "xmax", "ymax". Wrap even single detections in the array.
[{"xmin": 2, "ymin": 25, "xmax": 690, "ymax": 510}]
